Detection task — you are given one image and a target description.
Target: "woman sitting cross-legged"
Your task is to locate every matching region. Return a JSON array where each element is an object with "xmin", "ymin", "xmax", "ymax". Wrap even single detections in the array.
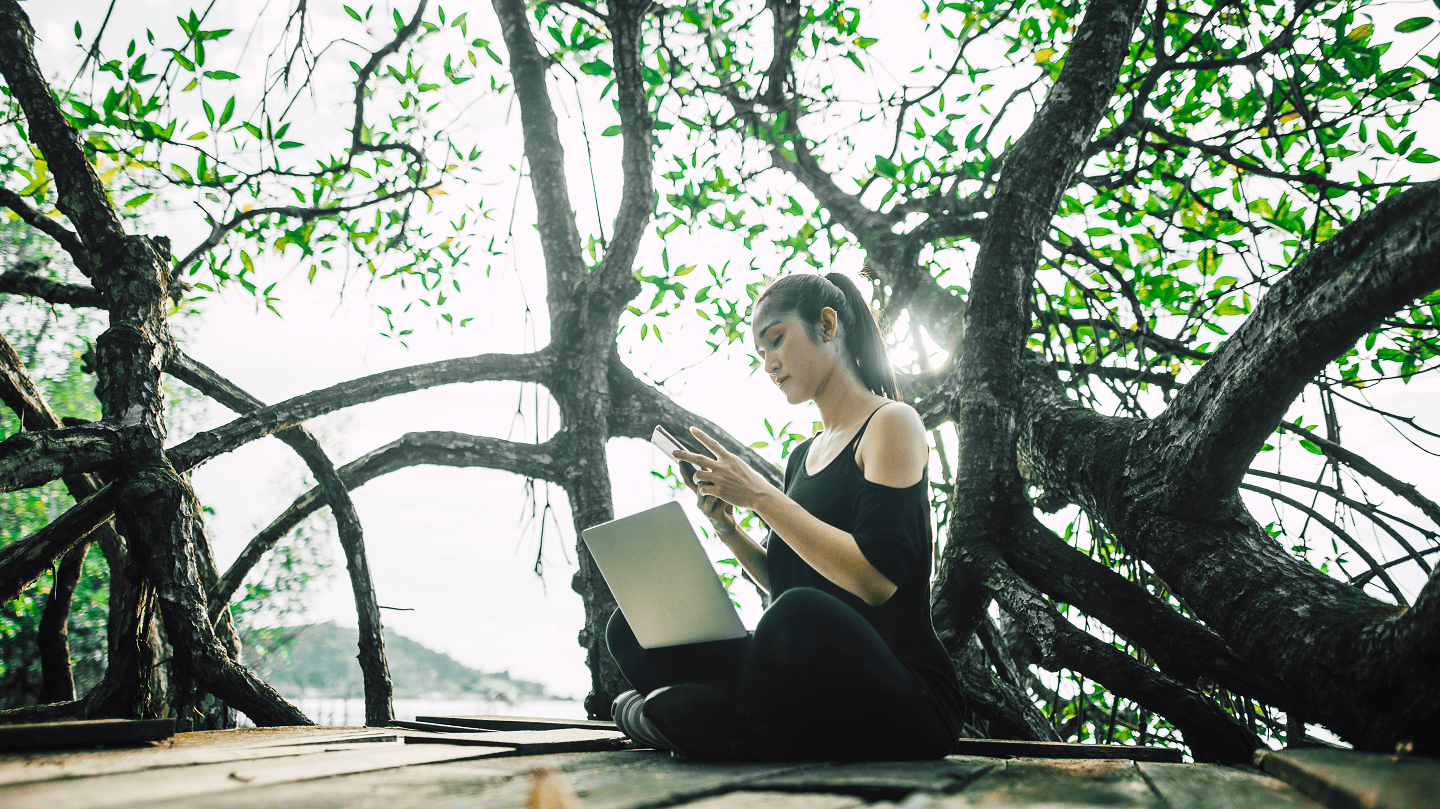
[{"xmin": 606, "ymin": 272, "xmax": 965, "ymax": 761}]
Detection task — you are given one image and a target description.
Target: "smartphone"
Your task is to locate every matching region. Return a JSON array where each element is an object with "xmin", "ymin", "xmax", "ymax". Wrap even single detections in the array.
[{"xmin": 651, "ymin": 425, "xmax": 701, "ymax": 487}]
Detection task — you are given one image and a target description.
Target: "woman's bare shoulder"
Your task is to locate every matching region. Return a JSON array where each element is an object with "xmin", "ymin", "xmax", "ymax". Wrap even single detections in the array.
[{"xmin": 857, "ymin": 401, "xmax": 927, "ymax": 485}]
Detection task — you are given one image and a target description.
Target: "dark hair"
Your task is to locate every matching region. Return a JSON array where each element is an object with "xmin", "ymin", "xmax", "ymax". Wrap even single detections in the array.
[{"xmin": 754, "ymin": 272, "xmax": 899, "ymax": 401}]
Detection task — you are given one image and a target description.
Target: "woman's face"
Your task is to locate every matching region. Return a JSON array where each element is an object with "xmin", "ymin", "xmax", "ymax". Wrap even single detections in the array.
[{"xmin": 752, "ymin": 305, "xmax": 841, "ymax": 405}]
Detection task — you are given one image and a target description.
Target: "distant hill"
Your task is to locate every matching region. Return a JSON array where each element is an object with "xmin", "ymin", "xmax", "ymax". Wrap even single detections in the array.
[{"xmin": 243, "ymin": 622, "xmax": 559, "ymax": 701}]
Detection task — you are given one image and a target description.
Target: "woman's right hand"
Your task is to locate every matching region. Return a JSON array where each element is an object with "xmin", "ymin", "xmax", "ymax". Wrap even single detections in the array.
[{"xmin": 685, "ymin": 473, "xmax": 736, "ymax": 537}]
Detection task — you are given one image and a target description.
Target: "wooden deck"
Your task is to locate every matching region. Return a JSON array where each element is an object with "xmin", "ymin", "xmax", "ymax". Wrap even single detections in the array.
[{"xmin": 0, "ymin": 720, "xmax": 1435, "ymax": 809}]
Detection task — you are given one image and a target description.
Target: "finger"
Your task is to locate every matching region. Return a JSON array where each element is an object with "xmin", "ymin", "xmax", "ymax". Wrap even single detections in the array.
[
  {"xmin": 689, "ymin": 426, "xmax": 731, "ymax": 458},
  {"xmin": 673, "ymin": 449, "xmax": 713, "ymax": 467}
]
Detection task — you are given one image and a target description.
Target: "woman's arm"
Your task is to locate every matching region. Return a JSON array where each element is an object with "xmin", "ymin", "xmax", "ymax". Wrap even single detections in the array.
[
  {"xmin": 748, "ymin": 490, "xmax": 897, "ymax": 606},
  {"xmin": 679, "ymin": 411, "xmax": 928, "ymax": 607},
  {"xmin": 712, "ymin": 519, "xmax": 770, "ymax": 593},
  {"xmin": 688, "ymin": 480, "xmax": 772, "ymax": 591}
]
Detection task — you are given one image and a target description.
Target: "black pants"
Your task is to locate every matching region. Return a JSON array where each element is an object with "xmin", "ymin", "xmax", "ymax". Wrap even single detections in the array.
[{"xmin": 606, "ymin": 587, "xmax": 954, "ymax": 760}]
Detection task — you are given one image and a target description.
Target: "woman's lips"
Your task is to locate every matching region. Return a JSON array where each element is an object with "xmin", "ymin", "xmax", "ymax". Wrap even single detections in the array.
[{"xmin": 776, "ymin": 376, "xmax": 789, "ymax": 389}]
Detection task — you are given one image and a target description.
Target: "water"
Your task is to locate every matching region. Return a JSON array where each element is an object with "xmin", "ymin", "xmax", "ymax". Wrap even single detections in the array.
[{"xmin": 239, "ymin": 697, "xmax": 588, "ymax": 728}]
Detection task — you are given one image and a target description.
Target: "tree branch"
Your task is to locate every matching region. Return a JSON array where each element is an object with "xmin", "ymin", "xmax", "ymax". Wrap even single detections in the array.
[
  {"xmin": 0, "ymin": 187, "xmax": 94, "ymax": 275},
  {"xmin": 1239, "ymin": 481, "xmax": 1407, "ymax": 605},
  {"xmin": 0, "ymin": 1, "xmax": 125, "ymax": 256},
  {"xmin": 0, "ymin": 421, "xmax": 121, "ymax": 492},
  {"xmin": 0, "ymin": 258, "xmax": 105, "ymax": 308},
  {"xmin": 1276, "ymin": 421, "xmax": 1440, "ymax": 530},
  {"xmin": 0, "ymin": 482, "xmax": 117, "ymax": 604},
  {"xmin": 1008, "ymin": 512, "xmax": 1288, "ymax": 706},
  {"xmin": 590, "ymin": 0, "xmax": 651, "ymax": 307},
  {"xmin": 970, "ymin": 537, "xmax": 1260, "ymax": 762},
  {"xmin": 165, "ymin": 349, "xmax": 551, "ymax": 472},
  {"xmin": 168, "ymin": 349, "xmax": 394, "ymax": 726},
  {"xmin": 492, "ymin": 0, "xmax": 591, "ymax": 334},
  {"xmin": 1142, "ymin": 182, "xmax": 1440, "ymax": 511},
  {"xmin": 604, "ymin": 351, "xmax": 783, "ymax": 489},
  {"xmin": 214, "ymin": 430, "xmax": 564, "ymax": 607}
]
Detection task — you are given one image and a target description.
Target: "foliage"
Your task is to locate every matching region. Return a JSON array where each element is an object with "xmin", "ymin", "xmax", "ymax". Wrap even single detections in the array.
[
  {"xmin": 0, "ymin": 224, "xmax": 108, "ymax": 707},
  {"xmin": 4, "ymin": 4, "xmax": 512, "ymax": 338}
]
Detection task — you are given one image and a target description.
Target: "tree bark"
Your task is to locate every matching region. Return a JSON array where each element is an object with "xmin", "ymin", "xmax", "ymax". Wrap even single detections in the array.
[
  {"xmin": 1014, "ymin": 185, "xmax": 1440, "ymax": 749},
  {"xmin": 931, "ymin": 0, "xmax": 1148, "ymax": 731}
]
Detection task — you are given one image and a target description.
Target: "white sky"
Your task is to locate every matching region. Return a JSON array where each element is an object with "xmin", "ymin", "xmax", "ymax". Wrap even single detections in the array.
[{"xmin": 23, "ymin": 0, "xmax": 1440, "ymax": 707}]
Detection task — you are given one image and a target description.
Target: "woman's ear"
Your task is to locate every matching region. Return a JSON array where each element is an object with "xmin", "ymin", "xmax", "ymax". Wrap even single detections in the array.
[{"xmin": 819, "ymin": 307, "xmax": 839, "ymax": 342}]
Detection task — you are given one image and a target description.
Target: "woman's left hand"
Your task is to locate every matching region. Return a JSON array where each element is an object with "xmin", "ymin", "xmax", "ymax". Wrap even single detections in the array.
[{"xmin": 674, "ymin": 426, "xmax": 777, "ymax": 512}]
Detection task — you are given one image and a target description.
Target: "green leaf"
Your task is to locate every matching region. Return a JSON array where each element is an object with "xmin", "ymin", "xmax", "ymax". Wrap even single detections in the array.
[
  {"xmin": 169, "ymin": 49, "xmax": 195, "ymax": 71},
  {"xmin": 1395, "ymin": 17, "xmax": 1435, "ymax": 33},
  {"xmin": 242, "ymin": 122, "xmax": 262, "ymax": 138},
  {"xmin": 580, "ymin": 60, "xmax": 612, "ymax": 76},
  {"xmin": 278, "ymin": 141, "xmax": 303, "ymax": 149},
  {"xmin": 1215, "ymin": 301, "xmax": 1247, "ymax": 316},
  {"xmin": 203, "ymin": 70, "xmax": 240, "ymax": 80},
  {"xmin": 601, "ymin": 124, "xmax": 622, "ymax": 136},
  {"xmin": 1408, "ymin": 148, "xmax": 1440, "ymax": 163},
  {"xmin": 1300, "ymin": 439, "xmax": 1323, "ymax": 455},
  {"xmin": 344, "ymin": 5, "xmax": 363, "ymax": 21},
  {"xmin": 1346, "ymin": 23, "xmax": 1374, "ymax": 41},
  {"xmin": 854, "ymin": 36, "xmax": 878, "ymax": 48},
  {"xmin": 123, "ymin": 192, "xmax": 153, "ymax": 208},
  {"xmin": 219, "ymin": 96, "xmax": 235, "ymax": 127}
]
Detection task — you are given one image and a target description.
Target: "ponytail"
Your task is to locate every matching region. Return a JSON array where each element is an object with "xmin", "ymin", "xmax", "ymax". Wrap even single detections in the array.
[
  {"xmin": 754, "ymin": 272, "xmax": 899, "ymax": 401},
  {"xmin": 823, "ymin": 272, "xmax": 899, "ymax": 401}
]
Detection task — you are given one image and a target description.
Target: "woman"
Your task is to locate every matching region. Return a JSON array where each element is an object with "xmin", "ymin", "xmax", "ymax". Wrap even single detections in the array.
[{"xmin": 606, "ymin": 272, "xmax": 964, "ymax": 761}]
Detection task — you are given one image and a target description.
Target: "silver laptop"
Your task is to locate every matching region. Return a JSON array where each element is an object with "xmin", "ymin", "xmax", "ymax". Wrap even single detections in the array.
[{"xmin": 581, "ymin": 501, "xmax": 748, "ymax": 649}]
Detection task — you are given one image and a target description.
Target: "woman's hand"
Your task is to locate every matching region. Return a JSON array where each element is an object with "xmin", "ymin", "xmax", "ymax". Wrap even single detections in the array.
[
  {"xmin": 674, "ymin": 426, "xmax": 779, "ymax": 514},
  {"xmin": 684, "ymin": 472, "xmax": 736, "ymax": 537}
]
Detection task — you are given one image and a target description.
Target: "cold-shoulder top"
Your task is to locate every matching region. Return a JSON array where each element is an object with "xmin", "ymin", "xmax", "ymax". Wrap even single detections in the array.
[{"xmin": 763, "ymin": 402, "xmax": 965, "ymax": 744}]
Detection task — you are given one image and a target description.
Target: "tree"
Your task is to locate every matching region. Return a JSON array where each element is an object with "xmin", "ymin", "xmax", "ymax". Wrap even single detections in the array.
[{"xmin": 1, "ymin": 0, "xmax": 1437, "ymax": 762}]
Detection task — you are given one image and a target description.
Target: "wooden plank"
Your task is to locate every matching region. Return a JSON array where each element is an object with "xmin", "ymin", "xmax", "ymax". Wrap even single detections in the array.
[
  {"xmin": 390, "ymin": 720, "xmax": 496, "ymax": 734},
  {"xmin": 395, "ymin": 727, "xmax": 633, "ymax": 755},
  {"xmin": 416, "ymin": 714, "xmax": 618, "ymax": 732},
  {"xmin": 950, "ymin": 737, "xmax": 1182, "ymax": 762},
  {"xmin": 0, "ymin": 719, "xmax": 174, "ymax": 751},
  {"xmin": 0, "ymin": 741, "xmax": 511, "ymax": 809},
  {"xmin": 745, "ymin": 757, "xmax": 996, "ymax": 797},
  {"xmin": 136, "ymin": 749, "xmax": 829, "ymax": 809},
  {"xmin": 1256, "ymin": 748, "xmax": 1440, "ymax": 809},
  {"xmin": 680, "ymin": 792, "xmax": 864, "ymax": 809},
  {"xmin": 167, "ymin": 727, "xmax": 398, "ymax": 748},
  {"xmin": 943, "ymin": 758, "xmax": 1163, "ymax": 807},
  {"xmin": 1139, "ymin": 762, "xmax": 1325, "ymax": 808},
  {"xmin": 0, "ymin": 742, "xmax": 396, "ymax": 787}
]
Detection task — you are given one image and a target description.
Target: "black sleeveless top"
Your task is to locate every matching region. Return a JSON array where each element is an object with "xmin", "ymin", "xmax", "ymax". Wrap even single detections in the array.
[{"xmin": 764, "ymin": 402, "xmax": 965, "ymax": 742}]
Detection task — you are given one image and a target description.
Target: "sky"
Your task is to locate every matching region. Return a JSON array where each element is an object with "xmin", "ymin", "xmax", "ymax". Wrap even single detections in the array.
[{"xmin": 22, "ymin": 0, "xmax": 1440, "ymax": 709}]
